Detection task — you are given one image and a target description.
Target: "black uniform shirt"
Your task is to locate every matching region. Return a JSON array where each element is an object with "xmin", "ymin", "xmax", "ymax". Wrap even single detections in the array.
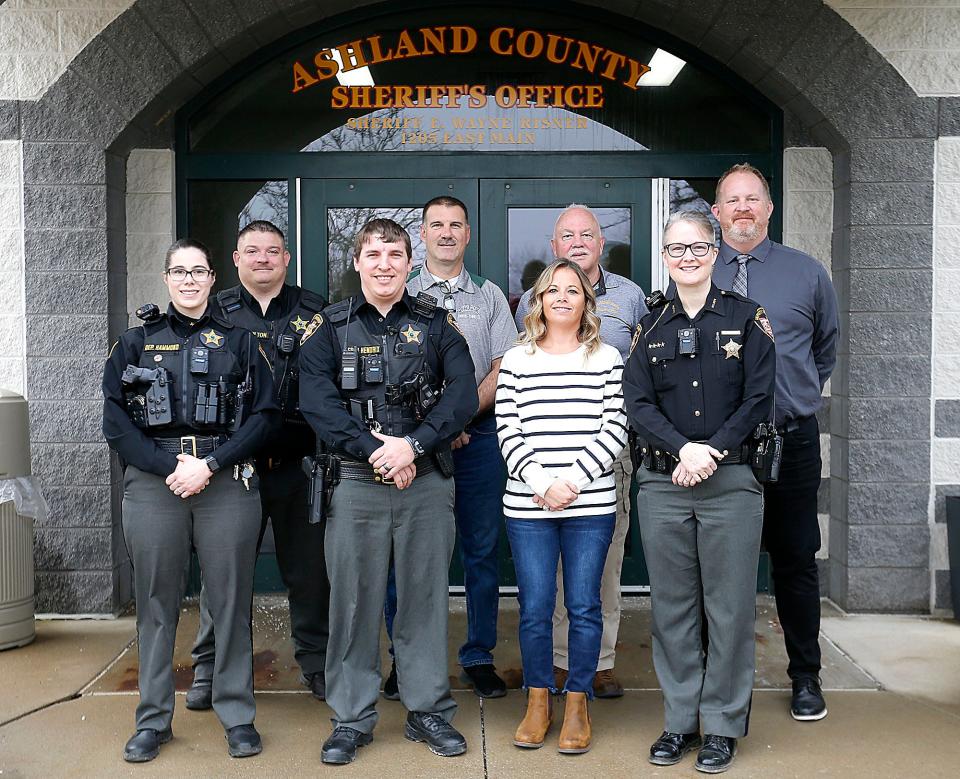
[
  {"xmin": 624, "ymin": 284, "xmax": 776, "ymax": 457},
  {"xmin": 217, "ymin": 283, "xmax": 325, "ymax": 457},
  {"xmin": 102, "ymin": 303, "xmax": 280, "ymax": 477},
  {"xmin": 298, "ymin": 291, "xmax": 478, "ymax": 462}
]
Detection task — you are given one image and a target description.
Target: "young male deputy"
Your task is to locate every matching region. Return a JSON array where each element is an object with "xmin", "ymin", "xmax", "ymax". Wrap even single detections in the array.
[
  {"xmin": 379, "ymin": 196, "xmax": 517, "ymax": 699},
  {"xmin": 515, "ymin": 204, "xmax": 648, "ymax": 697},
  {"xmin": 711, "ymin": 164, "xmax": 838, "ymax": 721},
  {"xmin": 299, "ymin": 218, "xmax": 478, "ymax": 764}
]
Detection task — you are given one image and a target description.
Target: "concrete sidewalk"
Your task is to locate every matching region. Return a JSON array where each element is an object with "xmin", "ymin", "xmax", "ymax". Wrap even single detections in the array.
[{"xmin": 1, "ymin": 596, "xmax": 959, "ymax": 777}]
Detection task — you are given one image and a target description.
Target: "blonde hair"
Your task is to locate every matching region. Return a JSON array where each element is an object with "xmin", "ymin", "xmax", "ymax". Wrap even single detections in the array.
[{"xmin": 519, "ymin": 260, "xmax": 602, "ymax": 356}]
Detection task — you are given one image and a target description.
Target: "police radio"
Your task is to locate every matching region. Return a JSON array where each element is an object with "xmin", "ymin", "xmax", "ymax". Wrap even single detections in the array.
[
  {"xmin": 341, "ymin": 351, "xmax": 359, "ymax": 390},
  {"xmin": 751, "ymin": 421, "xmax": 783, "ymax": 483}
]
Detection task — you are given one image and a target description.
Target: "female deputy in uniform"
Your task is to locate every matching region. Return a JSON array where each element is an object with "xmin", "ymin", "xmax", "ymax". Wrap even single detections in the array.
[
  {"xmin": 102, "ymin": 239, "xmax": 279, "ymax": 763},
  {"xmin": 496, "ymin": 259, "xmax": 627, "ymax": 755},
  {"xmin": 623, "ymin": 211, "xmax": 775, "ymax": 774}
]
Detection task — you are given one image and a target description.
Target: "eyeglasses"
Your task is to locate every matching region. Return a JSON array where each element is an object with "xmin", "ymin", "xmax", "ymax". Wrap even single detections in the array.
[
  {"xmin": 438, "ymin": 281, "xmax": 456, "ymax": 312},
  {"xmin": 166, "ymin": 266, "xmax": 212, "ymax": 282},
  {"xmin": 663, "ymin": 242, "xmax": 714, "ymax": 259}
]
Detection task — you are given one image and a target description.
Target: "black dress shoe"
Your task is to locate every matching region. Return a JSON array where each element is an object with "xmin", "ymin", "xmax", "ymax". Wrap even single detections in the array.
[
  {"xmin": 695, "ymin": 734, "xmax": 736, "ymax": 774},
  {"xmin": 649, "ymin": 731, "xmax": 702, "ymax": 766},
  {"xmin": 185, "ymin": 678, "xmax": 212, "ymax": 711},
  {"xmin": 226, "ymin": 724, "xmax": 262, "ymax": 758},
  {"xmin": 123, "ymin": 728, "xmax": 172, "ymax": 763},
  {"xmin": 382, "ymin": 661, "xmax": 400, "ymax": 701},
  {"xmin": 404, "ymin": 712, "xmax": 467, "ymax": 757},
  {"xmin": 299, "ymin": 671, "xmax": 326, "ymax": 701},
  {"xmin": 461, "ymin": 664, "xmax": 507, "ymax": 699},
  {"xmin": 791, "ymin": 676, "xmax": 828, "ymax": 721},
  {"xmin": 321, "ymin": 726, "xmax": 373, "ymax": 764}
]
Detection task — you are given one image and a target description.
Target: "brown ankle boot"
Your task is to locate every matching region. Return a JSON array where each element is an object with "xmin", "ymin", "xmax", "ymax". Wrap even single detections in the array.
[
  {"xmin": 513, "ymin": 687, "xmax": 552, "ymax": 748},
  {"xmin": 558, "ymin": 691, "xmax": 591, "ymax": 754}
]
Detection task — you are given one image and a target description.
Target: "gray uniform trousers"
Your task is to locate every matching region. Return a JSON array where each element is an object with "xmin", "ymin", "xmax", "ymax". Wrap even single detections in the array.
[
  {"xmin": 324, "ymin": 469, "xmax": 457, "ymax": 734},
  {"xmin": 121, "ymin": 465, "xmax": 261, "ymax": 732},
  {"xmin": 635, "ymin": 464, "xmax": 763, "ymax": 738}
]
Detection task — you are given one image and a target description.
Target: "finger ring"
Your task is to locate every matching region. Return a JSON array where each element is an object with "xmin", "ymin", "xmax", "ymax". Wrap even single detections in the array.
[{"xmin": 382, "ymin": 463, "xmax": 390, "ymax": 472}]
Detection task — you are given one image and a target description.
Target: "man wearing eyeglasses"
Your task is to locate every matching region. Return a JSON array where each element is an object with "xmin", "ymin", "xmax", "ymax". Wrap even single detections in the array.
[
  {"xmin": 186, "ymin": 220, "xmax": 331, "ymax": 710},
  {"xmin": 391, "ymin": 195, "xmax": 518, "ymax": 700},
  {"xmin": 711, "ymin": 164, "xmax": 838, "ymax": 722},
  {"xmin": 514, "ymin": 204, "xmax": 648, "ymax": 699}
]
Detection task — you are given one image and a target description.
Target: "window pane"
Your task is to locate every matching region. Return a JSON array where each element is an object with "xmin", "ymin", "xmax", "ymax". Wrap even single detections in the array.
[
  {"xmin": 188, "ymin": 180, "xmax": 289, "ymax": 288},
  {"xmin": 326, "ymin": 206, "xmax": 423, "ymax": 302},
  {"xmin": 669, "ymin": 178, "xmax": 720, "ymax": 243},
  {"xmin": 188, "ymin": 7, "xmax": 773, "ymax": 155},
  {"xmin": 507, "ymin": 206, "xmax": 630, "ymax": 312}
]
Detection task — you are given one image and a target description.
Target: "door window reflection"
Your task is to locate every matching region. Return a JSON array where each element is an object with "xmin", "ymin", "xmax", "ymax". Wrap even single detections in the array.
[
  {"xmin": 326, "ymin": 207, "xmax": 424, "ymax": 302},
  {"xmin": 506, "ymin": 206, "xmax": 630, "ymax": 312}
]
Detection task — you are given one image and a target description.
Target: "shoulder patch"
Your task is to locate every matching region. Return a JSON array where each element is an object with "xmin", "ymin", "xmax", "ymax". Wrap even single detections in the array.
[
  {"xmin": 628, "ymin": 324, "xmax": 642, "ymax": 357},
  {"xmin": 300, "ymin": 313, "xmax": 324, "ymax": 345},
  {"xmin": 755, "ymin": 306, "xmax": 775, "ymax": 342},
  {"xmin": 447, "ymin": 311, "xmax": 465, "ymax": 338}
]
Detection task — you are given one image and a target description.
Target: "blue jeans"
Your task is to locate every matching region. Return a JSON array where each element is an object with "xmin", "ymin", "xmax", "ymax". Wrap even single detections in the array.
[
  {"xmin": 506, "ymin": 513, "xmax": 615, "ymax": 696},
  {"xmin": 385, "ymin": 414, "xmax": 506, "ymax": 667}
]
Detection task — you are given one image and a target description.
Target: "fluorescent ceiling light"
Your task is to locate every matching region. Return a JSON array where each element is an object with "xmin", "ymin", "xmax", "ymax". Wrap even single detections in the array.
[
  {"xmin": 636, "ymin": 49, "xmax": 686, "ymax": 87},
  {"xmin": 331, "ymin": 48, "xmax": 375, "ymax": 86}
]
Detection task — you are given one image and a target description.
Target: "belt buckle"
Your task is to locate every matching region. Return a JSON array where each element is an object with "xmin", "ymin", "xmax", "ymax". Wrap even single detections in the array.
[
  {"xmin": 180, "ymin": 435, "xmax": 197, "ymax": 457},
  {"xmin": 374, "ymin": 467, "xmax": 394, "ymax": 485}
]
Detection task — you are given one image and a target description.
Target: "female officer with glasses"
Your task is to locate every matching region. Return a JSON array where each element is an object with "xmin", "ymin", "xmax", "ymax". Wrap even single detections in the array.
[
  {"xmin": 623, "ymin": 211, "xmax": 775, "ymax": 774},
  {"xmin": 102, "ymin": 239, "xmax": 279, "ymax": 763}
]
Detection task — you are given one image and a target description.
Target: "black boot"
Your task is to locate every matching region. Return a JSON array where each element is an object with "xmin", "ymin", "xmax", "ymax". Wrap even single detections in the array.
[{"xmin": 123, "ymin": 728, "xmax": 172, "ymax": 763}]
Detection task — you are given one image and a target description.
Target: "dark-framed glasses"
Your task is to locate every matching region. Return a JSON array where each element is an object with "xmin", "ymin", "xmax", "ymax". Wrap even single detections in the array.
[
  {"xmin": 438, "ymin": 280, "xmax": 456, "ymax": 312},
  {"xmin": 664, "ymin": 242, "xmax": 713, "ymax": 259},
  {"xmin": 166, "ymin": 266, "xmax": 212, "ymax": 282}
]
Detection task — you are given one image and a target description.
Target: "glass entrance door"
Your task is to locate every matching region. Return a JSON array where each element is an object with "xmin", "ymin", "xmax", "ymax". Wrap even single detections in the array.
[{"xmin": 299, "ymin": 175, "xmax": 653, "ymax": 589}]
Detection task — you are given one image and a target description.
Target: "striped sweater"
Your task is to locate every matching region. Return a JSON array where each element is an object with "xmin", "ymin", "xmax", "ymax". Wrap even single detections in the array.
[{"xmin": 496, "ymin": 342, "xmax": 627, "ymax": 519}]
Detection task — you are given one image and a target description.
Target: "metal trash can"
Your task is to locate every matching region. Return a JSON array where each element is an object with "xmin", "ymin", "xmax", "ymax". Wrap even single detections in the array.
[{"xmin": 0, "ymin": 388, "xmax": 46, "ymax": 650}]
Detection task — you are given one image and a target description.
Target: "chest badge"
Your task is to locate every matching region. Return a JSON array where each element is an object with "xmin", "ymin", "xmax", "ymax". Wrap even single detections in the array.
[
  {"xmin": 400, "ymin": 324, "xmax": 422, "ymax": 344},
  {"xmin": 722, "ymin": 338, "xmax": 742, "ymax": 360},
  {"xmin": 200, "ymin": 329, "xmax": 224, "ymax": 348},
  {"xmin": 290, "ymin": 315, "xmax": 309, "ymax": 334}
]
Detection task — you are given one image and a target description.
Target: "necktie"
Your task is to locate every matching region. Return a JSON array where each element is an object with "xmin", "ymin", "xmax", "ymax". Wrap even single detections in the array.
[{"xmin": 732, "ymin": 254, "xmax": 751, "ymax": 297}]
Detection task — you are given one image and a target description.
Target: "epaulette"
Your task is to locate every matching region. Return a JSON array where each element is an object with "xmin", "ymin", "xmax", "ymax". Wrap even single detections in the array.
[
  {"xmin": 413, "ymin": 291, "xmax": 439, "ymax": 317},
  {"xmin": 209, "ymin": 309, "xmax": 236, "ymax": 330},
  {"xmin": 324, "ymin": 298, "xmax": 354, "ymax": 323},
  {"xmin": 135, "ymin": 303, "xmax": 162, "ymax": 323},
  {"xmin": 216, "ymin": 287, "xmax": 243, "ymax": 314},
  {"xmin": 718, "ymin": 288, "xmax": 751, "ymax": 303},
  {"xmin": 299, "ymin": 288, "xmax": 327, "ymax": 312}
]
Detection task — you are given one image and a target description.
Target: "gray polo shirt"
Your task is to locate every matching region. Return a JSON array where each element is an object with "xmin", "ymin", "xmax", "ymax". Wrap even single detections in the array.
[
  {"xmin": 514, "ymin": 267, "xmax": 648, "ymax": 360},
  {"xmin": 713, "ymin": 237, "xmax": 838, "ymax": 425},
  {"xmin": 408, "ymin": 264, "xmax": 518, "ymax": 386}
]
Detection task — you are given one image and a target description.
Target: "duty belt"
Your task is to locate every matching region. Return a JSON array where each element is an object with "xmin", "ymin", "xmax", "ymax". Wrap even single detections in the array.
[
  {"xmin": 153, "ymin": 435, "xmax": 226, "ymax": 457},
  {"xmin": 639, "ymin": 441, "xmax": 752, "ymax": 474},
  {"xmin": 339, "ymin": 455, "xmax": 435, "ymax": 484}
]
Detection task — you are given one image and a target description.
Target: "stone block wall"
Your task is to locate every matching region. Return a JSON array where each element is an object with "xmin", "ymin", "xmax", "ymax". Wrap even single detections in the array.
[
  {"xmin": 827, "ymin": 1, "xmax": 960, "ymax": 95},
  {"xmin": 933, "ymin": 137, "xmax": 960, "ymax": 613},
  {"xmin": 126, "ymin": 149, "xmax": 174, "ymax": 322},
  {"xmin": 783, "ymin": 146, "xmax": 835, "ymax": 579},
  {"xmin": 0, "ymin": 140, "xmax": 25, "ymax": 397},
  {"xmin": 0, "ymin": 1, "xmax": 133, "ymax": 101}
]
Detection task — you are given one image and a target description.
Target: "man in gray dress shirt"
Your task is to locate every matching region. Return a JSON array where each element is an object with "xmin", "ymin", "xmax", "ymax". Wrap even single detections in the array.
[
  {"xmin": 515, "ymin": 204, "xmax": 648, "ymax": 698},
  {"xmin": 711, "ymin": 163, "xmax": 838, "ymax": 722}
]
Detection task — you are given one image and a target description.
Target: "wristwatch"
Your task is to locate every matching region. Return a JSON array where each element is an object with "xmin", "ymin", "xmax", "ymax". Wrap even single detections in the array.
[
  {"xmin": 203, "ymin": 455, "xmax": 221, "ymax": 474},
  {"xmin": 404, "ymin": 435, "xmax": 425, "ymax": 458}
]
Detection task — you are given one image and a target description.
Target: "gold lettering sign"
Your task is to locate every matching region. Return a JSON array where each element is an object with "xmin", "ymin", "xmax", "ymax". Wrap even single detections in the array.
[{"xmin": 291, "ymin": 26, "xmax": 651, "ymax": 97}]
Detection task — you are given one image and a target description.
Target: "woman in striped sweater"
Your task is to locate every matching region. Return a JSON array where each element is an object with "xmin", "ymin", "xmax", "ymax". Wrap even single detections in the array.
[{"xmin": 496, "ymin": 259, "xmax": 628, "ymax": 755}]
